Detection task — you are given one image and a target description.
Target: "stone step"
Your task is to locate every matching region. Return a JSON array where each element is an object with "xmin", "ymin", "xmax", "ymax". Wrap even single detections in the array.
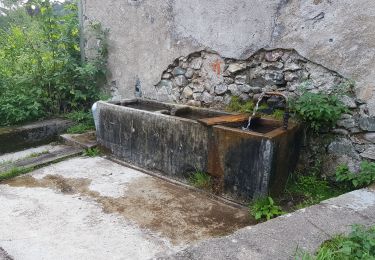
[
  {"xmin": 60, "ymin": 131, "xmax": 97, "ymax": 149},
  {"xmin": 0, "ymin": 145, "xmax": 83, "ymax": 174}
]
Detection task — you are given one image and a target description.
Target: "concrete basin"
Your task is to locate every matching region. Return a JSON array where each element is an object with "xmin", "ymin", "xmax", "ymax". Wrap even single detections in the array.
[{"xmin": 97, "ymin": 99, "xmax": 302, "ymax": 200}]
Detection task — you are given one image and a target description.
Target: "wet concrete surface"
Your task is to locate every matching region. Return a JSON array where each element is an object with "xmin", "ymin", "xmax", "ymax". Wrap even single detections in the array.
[{"xmin": 0, "ymin": 157, "xmax": 252, "ymax": 259}]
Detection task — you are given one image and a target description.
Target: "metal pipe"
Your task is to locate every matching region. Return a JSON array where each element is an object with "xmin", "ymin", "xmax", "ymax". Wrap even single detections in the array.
[{"xmin": 264, "ymin": 92, "xmax": 289, "ymax": 130}]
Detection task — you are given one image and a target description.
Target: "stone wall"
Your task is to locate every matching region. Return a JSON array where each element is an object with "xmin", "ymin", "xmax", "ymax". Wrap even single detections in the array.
[{"xmin": 82, "ymin": 0, "xmax": 375, "ymax": 173}]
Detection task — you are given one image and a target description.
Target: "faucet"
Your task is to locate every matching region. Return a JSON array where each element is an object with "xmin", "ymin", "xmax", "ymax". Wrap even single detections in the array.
[{"xmin": 264, "ymin": 92, "xmax": 289, "ymax": 130}]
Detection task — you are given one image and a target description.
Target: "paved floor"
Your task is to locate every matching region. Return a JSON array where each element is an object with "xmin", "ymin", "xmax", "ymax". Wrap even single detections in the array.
[{"xmin": 0, "ymin": 156, "xmax": 251, "ymax": 260}]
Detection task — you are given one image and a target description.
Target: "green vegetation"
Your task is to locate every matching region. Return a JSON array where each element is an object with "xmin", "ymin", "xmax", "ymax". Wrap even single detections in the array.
[
  {"xmin": 0, "ymin": 166, "xmax": 34, "ymax": 181},
  {"xmin": 0, "ymin": 0, "xmax": 107, "ymax": 126},
  {"xmin": 226, "ymin": 96, "xmax": 254, "ymax": 113},
  {"xmin": 336, "ymin": 161, "xmax": 375, "ymax": 189},
  {"xmin": 249, "ymin": 196, "xmax": 284, "ymax": 221},
  {"xmin": 83, "ymin": 147, "xmax": 101, "ymax": 157},
  {"xmin": 189, "ymin": 171, "xmax": 212, "ymax": 190},
  {"xmin": 286, "ymin": 174, "xmax": 345, "ymax": 209},
  {"xmin": 28, "ymin": 150, "xmax": 50, "ymax": 158},
  {"xmin": 65, "ymin": 110, "xmax": 95, "ymax": 134},
  {"xmin": 296, "ymin": 225, "xmax": 375, "ymax": 260},
  {"xmin": 291, "ymin": 90, "xmax": 347, "ymax": 132}
]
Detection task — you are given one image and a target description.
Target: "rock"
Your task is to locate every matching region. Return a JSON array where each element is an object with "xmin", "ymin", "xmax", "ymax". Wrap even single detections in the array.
[
  {"xmin": 186, "ymin": 100, "xmax": 201, "ymax": 107},
  {"xmin": 264, "ymin": 72, "xmax": 285, "ymax": 85},
  {"xmin": 349, "ymin": 128, "xmax": 362, "ymax": 134},
  {"xmin": 185, "ymin": 68, "xmax": 194, "ymax": 79},
  {"xmin": 235, "ymin": 75, "xmax": 247, "ymax": 85},
  {"xmin": 336, "ymin": 118, "xmax": 356, "ymax": 129},
  {"xmin": 359, "ymin": 105, "xmax": 369, "ymax": 117},
  {"xmin": 267, "ymin": 96, "xmax": 282, "ymax": 107},
  {"xmin": 332, "ymin": 129, "xmax": 349, "ymax": 135},
  {"xmin": 191, "ymin": 84, "xmax": 205, "ymax": 93},
  {"xmin": 359, "ymin": 117, "xmax": 375, "ymax": 131},
  {"xmin": 327, "ymin": 138, "xmax": 360, "ymax": 160},
  {"xmin": 157, "ymin": 79, "xmax": 173, "ymax": 90},
  {"xmin": 224, "ymin": 95, "xmax": 232, "ymax": 105},
  {"xmin": 175, "ymin": 75, "xmax": 188, "ymax": 87},
  {"xmin": 340, "ymin": 114, "xmax": 353, "ymax": 120},
  {"xmin": 339, "ymin": 95, "xmax": 357, "ymax": 109},
  {"xmin": 182, "ymin": 86, "xmax": 193, "ymax": 98},
  {"xmin": 238, "ymin": 84, "xmax": 251, "ymax": 93},
  {"xmin": 284, "ymin": 63, "xmax": 302, "ymax": 71},
  {"xmin": 249, "ymin": 87, "xmax": 262, "ymax": 94},
  {"xmin": 265, "ymin": 50, "xmax": 283, "ymax": 62},
  {"xmin": 162, "ymin": 73, "xmax": 172, "ymax": 79},
  {"xmin": 253, "ymin": 94, "xmax": 262, "ymax": 102},
  {"xmin": 284, "ymin": 71, "xmax": 299, "ymax": 82},
  {"xmin": 228, "ymin": 84, "xmax": 241, "ymax": 96},
  {"xmin": 214, "ymin": 84, "xmax": 228, "ymax": 95},
  {"xmin": 192, "ymin": 93, "xmax": 202, "ymax": 101},
  {"xmin": 214, "ymin": 96, "xmax": 224, "ymax": 103},
  {"xmin": 172, "ymin": 67, "xmax": 186, "ymax": 76},
  {"xmin": 190, "ymin": 57, "xmax": 203, "ymax": 70},
  {"xmin": 364, "ymin": 133, "xmax": 375, "ymax": 143},
  {"xmin": 202, "ymin": 92, "xmax": 213, "ymax": 104},
  {"xmin": 261, "ymin": 62, "xmax": 284, "ymax": 70},
  {"xmin": 360, "ymin": 145, "xmax": 375, "ymax": 160},
  {"xmin": 239, "ymin": 93, "xmax": 250, "ymax": 102},
  {"xmin": 224, "ymin": 77, "xmax": 235, "ymax": 84},
  {"xmin": 226, "ymin": 63, "xmax": 246, "ymax": 74}
]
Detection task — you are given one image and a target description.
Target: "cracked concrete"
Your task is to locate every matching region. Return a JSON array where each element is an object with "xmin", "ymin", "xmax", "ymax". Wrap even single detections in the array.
[{"xmin": 0, "ymin": 156, "xmax": 251, "ymax": 260}]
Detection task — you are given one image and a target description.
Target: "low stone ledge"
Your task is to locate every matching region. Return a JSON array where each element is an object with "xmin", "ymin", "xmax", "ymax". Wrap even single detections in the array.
[{"xmin": 0, "ymin": 119, "xmax": 73, "ymax": 155}]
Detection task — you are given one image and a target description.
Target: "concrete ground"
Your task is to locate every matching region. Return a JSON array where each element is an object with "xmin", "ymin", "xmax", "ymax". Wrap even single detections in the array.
[{"xmin": 0, "ymin": 156, "xmax": 251, "ymax": 260}]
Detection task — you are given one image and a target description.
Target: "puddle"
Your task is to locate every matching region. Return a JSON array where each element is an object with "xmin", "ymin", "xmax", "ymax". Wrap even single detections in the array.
[{"xmin": 4, "ymin": 174, "xmax": 254, "ymax": 244}]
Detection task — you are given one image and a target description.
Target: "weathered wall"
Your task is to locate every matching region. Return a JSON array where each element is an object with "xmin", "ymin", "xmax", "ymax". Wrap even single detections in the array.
[
  {"xmin": 82, "ymin": 0, "xmax": 375, "ymax": 112},
  {"xmin": 83, "ymin": 0, "xmax": 375, "ymax": 173}
]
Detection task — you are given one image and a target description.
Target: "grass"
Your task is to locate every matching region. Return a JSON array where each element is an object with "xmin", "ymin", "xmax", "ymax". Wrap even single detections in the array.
[
  {"xmin": 295, "ymin": 225, "xmax": 375, "ymax": 260},
  {"xmin": 189, "ymin": 171, "xmax": 212, "ymax": 190},
  {"xmin": 83, "ymin": 147, "xmax": 101, "ymax": 157},
  {"xmin": 226, "ymin": 96, "xmax": 254, "ymax": 113},
  {"xmin": 0, "ymin": 166, "xmax": 34, "ymax": 181},
  {"xmin": 27, "ymin": 150, "xmax": 49, "ymax": 158},
  {"xmin": 284, "ymin": 174, "xmax": 346, "ymax": 210}
]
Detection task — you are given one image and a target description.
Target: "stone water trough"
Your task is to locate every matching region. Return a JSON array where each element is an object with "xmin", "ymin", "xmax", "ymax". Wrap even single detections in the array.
[{"xmin": 96, "ymin": 98, "xmax": 302, "ymax": 199}]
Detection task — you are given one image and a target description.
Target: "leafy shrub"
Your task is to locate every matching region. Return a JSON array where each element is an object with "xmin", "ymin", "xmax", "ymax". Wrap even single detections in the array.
[
  {"xmin": 336, "ymin": 161, "xmax": 375, "ymax": 189},
  {"xmin": 0, "ymin": 0, "xmax": 107, "ymax": 126},
  {"xmin": 250, "ymin": 196, "xmax": 284, "ymax": 221},
  {"xmin": 291, "ymin": 90, "xmax": 347, "ymax": 132},
  {"xmin": 297, "ymin": 225, "xmax": 375, "ymax": 260},
  {"xmin": 189, "ymin": 171, "xmax": 212, "ymax": 190},
  {"xmin": 65, "ymin": 110, "xmax": 95, "ymax": 134}
]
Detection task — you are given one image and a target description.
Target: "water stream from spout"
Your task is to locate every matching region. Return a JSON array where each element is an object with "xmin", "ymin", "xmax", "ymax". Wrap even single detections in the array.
[{"xmin": 243, "ymin": 92, "xmax": 266, "ymax": 131}]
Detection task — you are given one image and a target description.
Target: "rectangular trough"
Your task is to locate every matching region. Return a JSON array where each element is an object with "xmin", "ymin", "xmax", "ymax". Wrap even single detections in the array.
[{"xmin": 96, "ymin": 98, "xmax": 302, "ymax": 200}]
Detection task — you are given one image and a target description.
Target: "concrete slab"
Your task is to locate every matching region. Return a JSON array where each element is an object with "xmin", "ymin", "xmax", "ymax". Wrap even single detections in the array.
[
  {"xmin": 158, "ymin": 188, "xmax": 375, "ymax": 260},
  {"xmin": 0, "ymin": 144, "xmax": 63, "ymax": 164},
  {"xmin": 60, "ymin": 131, "xmax": 97, "ymax": 149},
  {"xmin": 0, "ymin": 157, "xmax": 251, "ymax": 260}
]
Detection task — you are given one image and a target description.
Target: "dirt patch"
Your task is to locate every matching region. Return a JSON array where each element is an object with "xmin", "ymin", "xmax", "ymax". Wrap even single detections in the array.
[{"xmin": 5, "ymin": 174, "xmax": 254, "ymax": 244}]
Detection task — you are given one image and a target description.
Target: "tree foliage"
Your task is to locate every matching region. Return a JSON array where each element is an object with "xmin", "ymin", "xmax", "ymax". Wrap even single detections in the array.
[{"xmin": 0, "ymin": 0, "xmax": 107, "ymax": 126}]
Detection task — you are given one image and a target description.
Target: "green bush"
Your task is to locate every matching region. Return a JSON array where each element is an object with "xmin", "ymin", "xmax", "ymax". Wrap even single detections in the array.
[
  {"xmin": 250, "ymin": 196, "xmax": 284, "ymax": 221},
  {"xmin": 297, "ymin": 225, "xmax": 375, "ymax": 260},
  {"xmin": 83, "ymin": 147, "xmax": 101, "ymax": 157},
  {"xmin": 0, "ymin": 0, "xmax": 107, "ymax": 126},
  {"xmin": 336, "ymin": 161, "xmax": 375, "ymax": 189},
  {"xmin": 291, "ymin": 90, "xmax": 347, "ymax": 132}
]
